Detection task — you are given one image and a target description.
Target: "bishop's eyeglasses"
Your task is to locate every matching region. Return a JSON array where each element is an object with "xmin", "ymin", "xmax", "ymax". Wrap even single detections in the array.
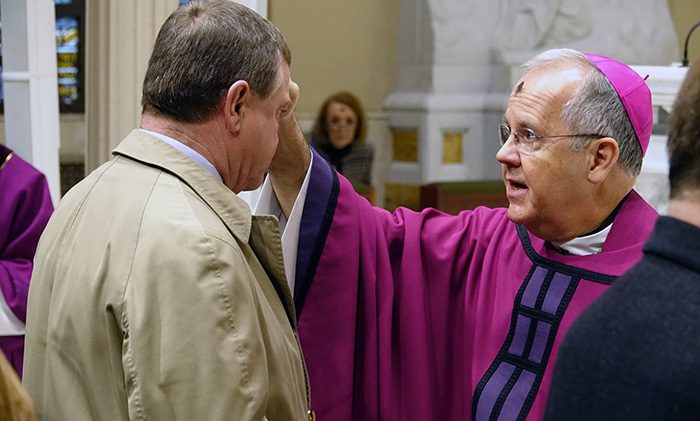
[{"xmin": 498, "ymin": 123, "xmax": 607, "ymax": 154}]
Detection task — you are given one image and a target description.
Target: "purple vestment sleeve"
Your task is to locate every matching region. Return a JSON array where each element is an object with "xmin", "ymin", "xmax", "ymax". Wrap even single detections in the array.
[
  {"xmin": 0, "ymin": 151, "xmax": 53, "ymax": 375},
  {"xmin": 295, "ymin": 154, "xmax": 658, "ymax": 421},
  {"xmin": 295, "ymin": 154, "xmax": 514, "ymax": 419}
]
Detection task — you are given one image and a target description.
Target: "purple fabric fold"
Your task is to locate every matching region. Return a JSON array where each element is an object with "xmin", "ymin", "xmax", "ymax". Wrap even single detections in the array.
[{"xmin": 0, "ymin": 150, "xmax": 53, "ymax": 376}]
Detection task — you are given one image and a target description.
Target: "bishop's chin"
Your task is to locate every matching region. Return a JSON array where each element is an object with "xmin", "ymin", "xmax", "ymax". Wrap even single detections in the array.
[{"xmin": 506, "ymin": 204, "xmax": 530, "ymax": 226}]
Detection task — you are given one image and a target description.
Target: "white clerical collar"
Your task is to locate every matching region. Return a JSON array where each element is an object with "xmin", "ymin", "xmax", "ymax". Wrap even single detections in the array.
[
  {"xmin": 551, "ymin": 223, "xmax": 612, "ymax": 256},
  {"xmin": 140, "ymin": 129, "xmax": 222, "ymax": 182}
]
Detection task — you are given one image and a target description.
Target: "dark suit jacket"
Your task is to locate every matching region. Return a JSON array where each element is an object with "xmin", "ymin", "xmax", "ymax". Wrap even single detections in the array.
[{"xmin": 545, "ymin": 216, "xmax": 700, "ymax": 420}]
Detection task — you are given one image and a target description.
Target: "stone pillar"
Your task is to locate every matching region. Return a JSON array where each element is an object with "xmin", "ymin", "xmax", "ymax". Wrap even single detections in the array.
[
  {"xmin": 1, "ymin": 0, "xmax": 61, "ymax": 205},
  {"xmin": 383, "ymin": 0, "xmax": 508, "ymax": 210},
  {"xmin": 236, "ymin": 0, "xmax": 268, "ymax": 16},
  {"xmin": 85, "ymin": 0, "xmax": 178, "ymax": 172}
]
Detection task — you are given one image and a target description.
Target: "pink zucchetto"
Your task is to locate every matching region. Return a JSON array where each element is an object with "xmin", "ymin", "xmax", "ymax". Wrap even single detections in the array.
[{"xmin": 584, "ymin": 53, "xmax": 653, "ymax": 157}]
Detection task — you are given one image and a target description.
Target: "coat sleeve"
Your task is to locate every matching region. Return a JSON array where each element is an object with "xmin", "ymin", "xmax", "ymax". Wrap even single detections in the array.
[
  {"xmin": 0, "ymin": 160, "xmax": 53, "ymax": 327},
  {"xmin": 123, "ymin": 232, "xmax": 275, "ymax": 420}
]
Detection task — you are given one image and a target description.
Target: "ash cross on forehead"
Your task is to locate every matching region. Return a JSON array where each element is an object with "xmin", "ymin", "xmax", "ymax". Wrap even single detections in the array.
[{"xmin": 514, "ymin": 81, "xmax": 525, "ymax": 95}]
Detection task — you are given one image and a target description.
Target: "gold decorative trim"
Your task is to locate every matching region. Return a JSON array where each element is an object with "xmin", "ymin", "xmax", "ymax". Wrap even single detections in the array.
[
  {"xmin": 442, "ymin": 132, "xmax": 463, "ymax": 164},
  {"xmin": 385, "ymin": 183, "xmax": 421, "ymax": 211},
  {"xmin": 392, "ymin": 129, "xmax": 418, "ymax": 162},
  {"xmin": 0, "ymin": 152, "xmax": 14, "ymax": 171}
]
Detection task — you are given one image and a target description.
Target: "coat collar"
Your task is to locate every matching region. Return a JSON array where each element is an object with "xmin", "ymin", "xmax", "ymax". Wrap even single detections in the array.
[{"xmin": 113, "ymin": 130, "xmax": 252, "ymax": 243}]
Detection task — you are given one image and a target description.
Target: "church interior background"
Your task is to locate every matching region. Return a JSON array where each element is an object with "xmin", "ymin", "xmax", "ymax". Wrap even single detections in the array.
[{"xmin": 1, "ymin": 0, "xmax": 699, "ymax": 213}]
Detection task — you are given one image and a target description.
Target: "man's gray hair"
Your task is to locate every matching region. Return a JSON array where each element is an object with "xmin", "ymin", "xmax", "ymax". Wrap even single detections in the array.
[
  {"xmin": 141, "ymin": 0, "xmax": 291, "ymax": 123},
  {"xmin": 523, "ymin": 48, "xmax": 643, "ymax": 177}
]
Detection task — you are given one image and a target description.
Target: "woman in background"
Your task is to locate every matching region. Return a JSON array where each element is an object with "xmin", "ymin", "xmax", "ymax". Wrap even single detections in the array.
[{"xmin": 310, "ymin": 91, "xmax": 374, "ymax": 193}]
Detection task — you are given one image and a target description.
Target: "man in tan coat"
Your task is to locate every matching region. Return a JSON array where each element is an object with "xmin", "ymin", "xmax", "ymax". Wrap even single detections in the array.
[{"xmin": 23, "ymin": 1, "xmax": 312, "ymax": 420}]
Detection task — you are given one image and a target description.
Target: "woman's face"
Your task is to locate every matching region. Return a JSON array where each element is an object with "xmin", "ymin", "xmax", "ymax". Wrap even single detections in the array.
[{"xmin": 326, "ymin": 101, "xmax": 358, "ymax": 149}]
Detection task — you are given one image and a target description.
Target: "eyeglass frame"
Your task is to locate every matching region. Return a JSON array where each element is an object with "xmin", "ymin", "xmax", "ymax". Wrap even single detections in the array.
[{"xmin": 498, "ymin": 123, "xmax": 608, "ymax": 153}]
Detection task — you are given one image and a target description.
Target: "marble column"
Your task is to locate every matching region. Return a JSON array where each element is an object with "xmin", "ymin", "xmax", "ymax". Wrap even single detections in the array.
[
  {"xmin": 1, "ymin": 0, "xmax": 61, "ymax": 205},
  {"xmin": 85, "ymin": 0, "xmax": 178, "ymax": 172},
  {"xmin": 383, "ymin": 0, "xmax": 508, "ymax": 210}
]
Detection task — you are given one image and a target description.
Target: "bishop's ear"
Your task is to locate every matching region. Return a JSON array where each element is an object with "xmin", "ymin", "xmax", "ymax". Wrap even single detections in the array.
[
  {"xmin": 224, "ymin": 80, "xmax": 250, "ymax": 133},
  {"xmin": 587, "ymin": 137, "xmax": 620, "ymax": 184}
]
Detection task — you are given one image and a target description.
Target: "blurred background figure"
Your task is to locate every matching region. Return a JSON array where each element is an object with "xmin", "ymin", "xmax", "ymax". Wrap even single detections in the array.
[
  {"xmin": 310, "ymin": 91, "xmax": 374, "ymax": 200},
  {"xmin": 0, "ymin": 352, "xmax": 35, "ymax": 421},
  {"xmin": 0, "ymin": 145, "xmax": 52, "ymax": 378}
]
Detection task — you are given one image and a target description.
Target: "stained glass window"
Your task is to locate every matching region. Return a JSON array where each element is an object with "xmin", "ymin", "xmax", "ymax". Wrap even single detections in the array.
[
  {"xmin": 54, "ymin": 0, "xmax": 84, "ymax": 112},
  {"xmin": 0, "ymin": 0, "xmax": 84, "ymax": 113}
]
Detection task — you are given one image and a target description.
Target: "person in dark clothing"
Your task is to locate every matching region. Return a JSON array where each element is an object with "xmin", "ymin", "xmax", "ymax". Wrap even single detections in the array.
[
  {"xmin": 544, "ymin": 58, "xmax": 700, "ymax": 420},
  {"xmin": 309, "ymin": 91, "xmax": 374, "ymax": 191}
]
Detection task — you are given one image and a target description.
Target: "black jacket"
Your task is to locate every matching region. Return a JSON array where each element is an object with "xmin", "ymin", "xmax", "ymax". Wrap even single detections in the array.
[{"xmin": 545, "ymin": 216, "xmax": 700, "ymax": 420}]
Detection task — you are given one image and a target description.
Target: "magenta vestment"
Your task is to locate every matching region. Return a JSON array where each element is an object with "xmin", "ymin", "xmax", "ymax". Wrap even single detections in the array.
[
  {"xmin": 0, "ymin": 146, "xmax": 53, "ymax": 377},
  {"xmin": 294, "ymin": 150, "xmax": 658, "ymax": 420}
]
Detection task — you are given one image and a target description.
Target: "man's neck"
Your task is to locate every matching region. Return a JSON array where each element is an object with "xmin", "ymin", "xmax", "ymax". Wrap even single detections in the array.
[
  {"xmin": 141, "ymin": 114, "xmax": 215, "ymax": 157},
  {"xmin": 668, "ymin": 194, "xmax": 700, "ymax": 228},
  {"xmin": 140, "ymin": 113, "xmax": 235, "ymax": 185},
  {"xmin": 550, "ymin": 193, "xmax": 628, "ymax": 255},
  {"xmin": 569, "ymin": 174, "xmax": 635, "ymax": 239},
  {"xmin": 583, "ymin": 191, "xmax": 629, "ymax": 236}
]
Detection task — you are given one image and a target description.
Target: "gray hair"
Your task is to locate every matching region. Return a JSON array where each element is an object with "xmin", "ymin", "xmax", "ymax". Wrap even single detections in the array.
[
  {"xmin": 523, "ymin": 48, "xmax": 643, "ymax": 177},
  {"xmin": 141, "ymin": 0, "xmax": 291, "ymax": 122}
]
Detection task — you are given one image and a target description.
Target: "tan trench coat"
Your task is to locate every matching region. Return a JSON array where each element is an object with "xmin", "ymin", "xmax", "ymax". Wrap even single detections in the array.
[{"xmin": 24, "ymin": 130, "xmax": 311, "ymax": 420}]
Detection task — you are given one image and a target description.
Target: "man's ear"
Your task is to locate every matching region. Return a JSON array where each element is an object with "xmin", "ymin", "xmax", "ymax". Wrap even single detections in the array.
[
  {"xmin": 587, "ymin": 137, "xmax": 620, "ymax": 184},
  {"xmin": 223, "ymin": 80, "xmax": 250, "ymax": 134}
]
